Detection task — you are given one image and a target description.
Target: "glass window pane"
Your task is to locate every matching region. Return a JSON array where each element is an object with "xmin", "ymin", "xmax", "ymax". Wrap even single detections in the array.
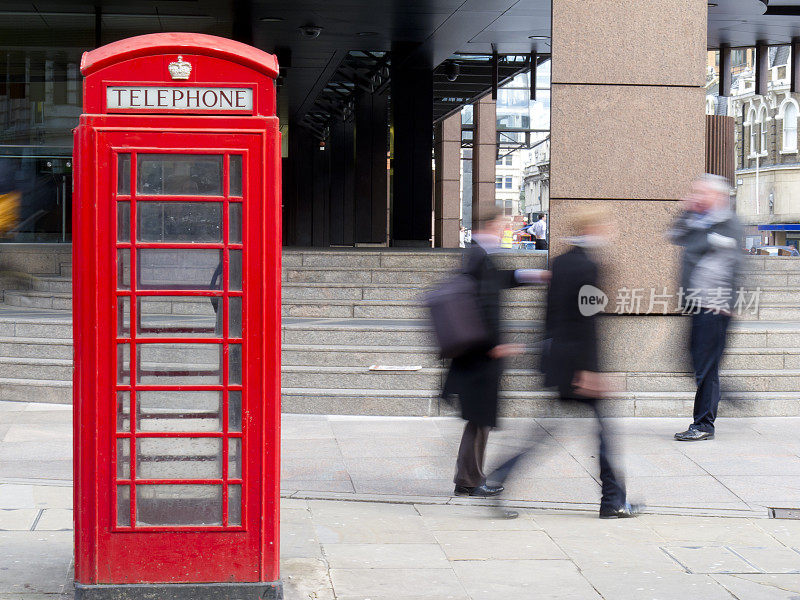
[
  {"xmin": 229, "ymin": 250, "xmax": 242, "ymax": 291},
  {"xmin": 228, "ymin": 391, "xmax": 242, "ymax": 432},
  {"xmin": 229, "ymin": 155, "xmax": 243, "ymax": 196},
  {"xmin": 117, "ymin": 485, "xmax": 131, "ymax": 527},
  {"xmin": 136, "ymin": 484, "xmax": 222, "ymax": 527},
  {"xmin": 229, "ymin": 344, "xmax": 242, "ymax": 385},
  {"xmin": 137, "ymin": 343, "xmax": 222, "ymax": 385},
  {"xmin": 228, "ymin": 484, "xmax": 241, "ymax": 526},
  {"xmin": 117, "ymin": 202, "xmax": 131, "ymax": 241},
  {"xmin": 117, "ymin": 438, "xmax": 131, "ymax": 479},
  {"xmin": 228, "ymin": 297, "xmax": 242, "ymax": 338},
  {"xmin": 117, "ymin": 249, "xmax": 130, "ymax": 290},
  {"xmin": 137, "ymin": 154, "xmax": 223, "ymax": 196},
  {"xmin": 117, "ymin": 154, "xmax": 131, "ymax": 195},
  {"xmin": 117, "ymin": 392, "xmax": 131, "ymax": 432},
  {"xmin": 117, "ymin": 343, "xmax": 130, "ymax": 384},
  {"xmin": 228, "ymin": 438, "xmax": 241, "ymax": 479},
  {"xmin": 137, "ymin": 390, "xmax": 223, "ymax": 432},
  {"xmin": 136, "ymin": 437, "xmax": 223, "ymax": 479},
  {"xmin": 137, "ymin": 296, "xmax": 220, "ymax": 338},
  {"xmin": 117, "ymin": 296, "xmax": 130, "ymax": 337},
  {"xmin": 229, "ymin": 203, "xmax": 242, "ymax": 243},
  {"xmin": 137, "ymin": 202, "xmax": 222, "ymax": 243},
  {"xmin": 137, "ymin": 249, "xmax": 222, "ymax": 290}
]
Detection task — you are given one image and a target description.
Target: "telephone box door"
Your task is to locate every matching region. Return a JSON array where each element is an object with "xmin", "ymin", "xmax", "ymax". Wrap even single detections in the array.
[{"xmin": 91, "ymin": 127, "xmax": 278, "ymax": 583}]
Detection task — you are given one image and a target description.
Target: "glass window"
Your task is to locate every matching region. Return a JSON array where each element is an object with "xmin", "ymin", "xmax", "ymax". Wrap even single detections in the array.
[
  {"xmin": 136, "ymin": 437, "xmax": 223, "ymax": 479},
  {"xmin": 117, "ymin": 249, "xmax": 131, "ymax": 290},
  {"xmin": 137, "ymin": 154, "xmax": 223, "ymax": 196},
  {"xmin": 136, "ymin": 484, "xmax": 222, "ymax": 527},
  {"xmin": 137, "ymin": 343, "xmax": 222, "ymax": 385},
  {"xmin": 117, "ymin": 438, "xmax": 131, "ymax": 478},
  {"xmin": 229, "ymin": 250, "xmax": 242, "ymax": 291},
  {"xmin": 229, "ymin": 203, "xmax": 242, "ymax": 243},
  {"xmin": 505, "ymin": 176, "xmax": 513, "ymax": 189},
  {"xmin": 228, "ymin": 438, "xmax": 242, "ymax": 478},
  {"xmin": 228, "ymin": 484, "xmax": 242, "ymax": 526},
  {"xmin": 117, "ymin": 343, "xmax": 130, "ymax": 384},
  {"xmin": 117, "ymin": 486, "xmax": 131, "ymax": 527},
  {"xmin": 229, "ymin": 297, "xmax": 242, "ymax": 338},
  {"xmin": 784, "ymin": 102, "xmax": 798, "ymax": 151},
  {"xmin": 137, "ymin": 249, "xmax": 222, "ymax": 290},
  {"xmin": 229, "ymin": 344, "xmax": 242, "ymax": 385},
  {"xmin": 137, "ymin": 390, "xmax": 224, "ymax": 432},
  {"xmin": 117, "ymin": 154, "xmax": 131, "ymax": 195},
  {"xmin": 137, "ymin": 296, "xmax": 220, "ymax": 337},
  {"xmin": 229, "ymin": 155, "xmax": 243, "ymax": 196},
  {"xmin": 117, "ymin": 392, "xmax": 131, "ymax": 432},
  {"xmin": 117, "ymin": 296, "xmax": 130, "ymax": 337},
  {"xmin": 495, "ymin": 177, "xmax": 503, "ymax": 189},
  {"xmin": 228, "ymin": 391, "xmax": 242, "ymax": 432},
  {"xmin": 137, "ymin": 202, "xmax": 222, "ymax": 242},
  {"xmin": 760, "ymin": 108, "xmax": 768, "ymax": 153},
  {"xmin": 117, "ymin": 202, "xmax": 131, "ymax": 242}
]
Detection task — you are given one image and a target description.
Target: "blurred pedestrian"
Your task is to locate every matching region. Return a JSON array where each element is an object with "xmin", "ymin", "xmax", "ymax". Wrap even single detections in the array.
[
  {"xmin": 669, "ymin": 174, "xmax": 743, "ymax": 442},
  {"xmin": 489, "ymin": 206, "xmax": 635, "ymax": 517},
  {"xmin": 441, "ymin": 205, "xmax": 548, "ymax": 498}
]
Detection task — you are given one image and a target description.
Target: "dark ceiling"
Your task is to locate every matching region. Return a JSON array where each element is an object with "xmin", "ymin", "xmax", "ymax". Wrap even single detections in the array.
[{"xmin": 1, "ymin": 0, "xmax": 800, "ymax": 125}]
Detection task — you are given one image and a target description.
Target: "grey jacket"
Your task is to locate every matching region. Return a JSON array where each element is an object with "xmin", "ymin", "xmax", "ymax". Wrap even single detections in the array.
[{"xmin": 668, "ymin": 208, "xmax": 743, "ymax": 311}]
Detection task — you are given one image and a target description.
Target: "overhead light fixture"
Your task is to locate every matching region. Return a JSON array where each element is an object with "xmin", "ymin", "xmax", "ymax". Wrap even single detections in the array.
[
  {"xmin": 445, "ymin": 62, "xmax": 460, "ymax": 82},
  {"xmin": 528, "ymin": 35, "xmax": 550, "ymax": 40},
  {"xmin": 708, "ymin": 2, "xmax": 718, "ymax": 6},
  {"xmin": 299, "ymin": 25, "xmax": 323, "ymax": 38},
  {"xmin": 260, "ymin": 16, "xmax": 284, "ymax": 22},
  {"xmin": 356, "ymin": 31, "xmax": 378, "ymax": 37}
]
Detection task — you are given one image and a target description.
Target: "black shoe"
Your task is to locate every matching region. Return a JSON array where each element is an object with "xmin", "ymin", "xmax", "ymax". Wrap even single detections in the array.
[
  {"xmin": 599, "ymin": 502, "xmax": 641, "ymax": 519},
  {"xmin": 674, "ymin": 428, "xmax": 714, "ymax": 441},
  {"xmin": 453, "ymin": 484, "xmax": 504, "ymax": 497}
]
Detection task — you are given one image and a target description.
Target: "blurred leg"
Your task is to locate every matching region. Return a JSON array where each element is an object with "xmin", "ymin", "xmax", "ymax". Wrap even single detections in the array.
[{"xmin": 454, "ymin": 421, "xmax": 490, "ymax": 488}]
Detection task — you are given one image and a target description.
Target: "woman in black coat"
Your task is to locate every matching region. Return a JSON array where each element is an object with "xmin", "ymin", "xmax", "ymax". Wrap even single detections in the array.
[
  {"xmin": 543, "ymin": 207, "xmax": 636, "ymax": 518},
  {"xmin": 442, "ymin": 208, "xmax": 547, "ymax": 497}
]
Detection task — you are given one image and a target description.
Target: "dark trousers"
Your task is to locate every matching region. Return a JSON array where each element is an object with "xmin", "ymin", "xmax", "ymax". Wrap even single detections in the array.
[
  {"xmin": 454, "ymin": 421, "xmax": 491, "ymax": 488},
  {"xmin": 690, "ymin": 312, "xmax": 731, "ymax": 433},
  {"xmin": 535, "ymin": 239, "xmax": 548, "ymax": 250},
  {"xmin": 488, "ymin": 399, "xmax": 626, "ymax": 510}
]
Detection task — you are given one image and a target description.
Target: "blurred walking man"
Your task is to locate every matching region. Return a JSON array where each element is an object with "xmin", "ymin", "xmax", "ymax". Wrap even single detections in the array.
[
  {"xmin": 669, "ymin": 174, "xmax": 743, "ymax": 442},
  {"xmin": 442, "ymin": 206, "xmax": 548, "ymax": 497}
]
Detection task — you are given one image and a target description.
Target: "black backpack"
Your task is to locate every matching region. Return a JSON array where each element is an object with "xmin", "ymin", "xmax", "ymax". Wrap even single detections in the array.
[{"xmin": 424, "ymin": 273, "xmax": 490, "ymax": 359}]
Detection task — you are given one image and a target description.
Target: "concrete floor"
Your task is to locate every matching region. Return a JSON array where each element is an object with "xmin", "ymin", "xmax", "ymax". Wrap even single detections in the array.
[{"xmin": 5, "ymin": 401, "xmax": 800, "ymax": 598}]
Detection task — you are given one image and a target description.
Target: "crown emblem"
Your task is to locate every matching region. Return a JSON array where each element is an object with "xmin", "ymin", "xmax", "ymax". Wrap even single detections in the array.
[{"xmin": 168, "ymin": 55, "xmax": 192, "ymax": 80}]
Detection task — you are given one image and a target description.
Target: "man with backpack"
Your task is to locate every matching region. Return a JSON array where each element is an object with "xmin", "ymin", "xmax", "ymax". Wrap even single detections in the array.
[{"xmin": 436, "ymin": 206, "xmax": 548, "ymax": 497}]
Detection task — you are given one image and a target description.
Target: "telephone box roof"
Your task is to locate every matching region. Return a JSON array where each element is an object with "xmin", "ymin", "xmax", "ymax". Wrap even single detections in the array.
[{"xmin": 81, "ymin": 32, "xmax": 279, "ymax": 79}]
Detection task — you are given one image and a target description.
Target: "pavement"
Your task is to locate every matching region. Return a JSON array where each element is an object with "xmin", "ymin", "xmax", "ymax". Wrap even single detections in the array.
[{"xmin": 5, "ymin": 401, "xmax": 800, "ymax": 598}]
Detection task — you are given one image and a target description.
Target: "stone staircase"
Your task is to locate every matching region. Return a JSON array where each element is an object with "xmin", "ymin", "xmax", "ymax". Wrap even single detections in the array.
[{"xmin": 0, "ymin": 248, "xmax": 800, "ymax": 416}]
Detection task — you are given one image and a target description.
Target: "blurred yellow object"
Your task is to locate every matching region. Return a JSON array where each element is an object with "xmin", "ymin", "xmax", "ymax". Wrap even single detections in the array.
[
  {"xmin": 500, "ymin": 228, "xmax": 513, "ymax": 249},
  {"xmin": 0, "ymin": 191, "xmax": 20, "ymax": 237}
]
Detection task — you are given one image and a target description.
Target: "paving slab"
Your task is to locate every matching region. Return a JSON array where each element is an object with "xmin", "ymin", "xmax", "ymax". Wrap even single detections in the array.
[
  {"xmin": 434, "ymin": 529, "xmax": 567, "ymax": 560},
  {"xmin": 712, "ymin": 574, "xmax": 800, "ymax": 599}
]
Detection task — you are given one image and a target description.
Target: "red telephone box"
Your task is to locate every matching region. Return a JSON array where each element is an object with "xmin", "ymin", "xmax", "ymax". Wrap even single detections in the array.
[{"xmin": 72, "ymin": 33, "xmax": 282, "ymax": 599}]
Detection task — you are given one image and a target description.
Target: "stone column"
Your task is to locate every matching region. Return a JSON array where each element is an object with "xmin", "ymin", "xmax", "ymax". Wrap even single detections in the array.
[
  {"xmin": 434, "ymin": 113, "xmax": 462, "ymax": 247},
  {"xmin": 550, "ymin": 0, "xmax": 706, "ymax": 307},
  {"xmin": 471, "ymin": 95, "xmax": 497, "ymax": 228},
  {"xmin": 549, "ymin": 0, "xmax": 707, "ymax": 415}
]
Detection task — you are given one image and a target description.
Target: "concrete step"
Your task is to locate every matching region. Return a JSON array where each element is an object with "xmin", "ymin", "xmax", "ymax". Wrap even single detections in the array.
[
  {"xmin": 281, "ymin": 387, "xmax": 800, "ymax": 417},
  {"xmin": 0, "ymin": 337, "xmax": 73, "ymax": 360},
  {"xmin": 29, "ymin": 276, "xmax": 72, "ymax": 294},
  {"xmin": 281, "ymin": 299, "xmax": 546, "ymax": 320},
  {"xmin": 0, "ymin": 377, "xmax": 71, "ymax": 403},
  {"xmin": 282, "ymin": 249, "xmax": 548, "ymax": 270},
  {"xmin": 280, "ymin": 343, "xmax": 799, "ymax": 371},
  {"xmin": 4, "ymin": 290, "xmax": 71, "ymax": 310},
  {"xmin": 279, "ymin": 365, "xmax": 800, "ymax": 394}
]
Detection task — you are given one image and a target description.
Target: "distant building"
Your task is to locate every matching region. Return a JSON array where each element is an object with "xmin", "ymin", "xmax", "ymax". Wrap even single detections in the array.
[{"xmin": 726, "ymin": 45, "xmax": 800, "ymax": 249}]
